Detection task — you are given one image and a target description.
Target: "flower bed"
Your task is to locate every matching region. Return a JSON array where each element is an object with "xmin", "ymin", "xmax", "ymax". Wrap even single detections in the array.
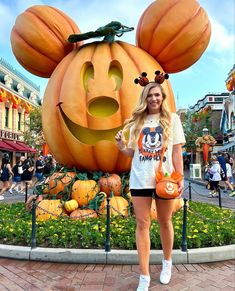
[{"xmin": 0, "ymin": 201, "xmax": 234, "ymax": 249}]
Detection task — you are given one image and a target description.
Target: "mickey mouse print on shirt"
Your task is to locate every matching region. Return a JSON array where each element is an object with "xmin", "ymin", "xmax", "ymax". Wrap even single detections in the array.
[{"xmin": 138, "ymin": 125, "xmax": 165, "ymax": 162}]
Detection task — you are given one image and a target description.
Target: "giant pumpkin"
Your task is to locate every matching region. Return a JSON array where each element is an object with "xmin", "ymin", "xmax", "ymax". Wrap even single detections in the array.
[
  {"xmin": 42, "ymin": 41, "xmax": 176, "ymax": 173},
  {"xmin": 11, "ymin": 5, "xmax": 82, "ymax": 78},
  {"xmin": 136, "ymin": 0, "xmax": 211, "ymax": 73}
]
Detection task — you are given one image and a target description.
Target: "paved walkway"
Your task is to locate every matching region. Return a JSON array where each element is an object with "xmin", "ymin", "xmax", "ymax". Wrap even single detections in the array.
[{"xmin": 0, "ymin": 258, "xmax": 234, "ymax": 290}]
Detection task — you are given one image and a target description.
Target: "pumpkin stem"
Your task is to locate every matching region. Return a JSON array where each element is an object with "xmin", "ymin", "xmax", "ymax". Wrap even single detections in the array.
[{"xmin": 68, "ymin": 21, "xmax": 134, "ymax": 43}]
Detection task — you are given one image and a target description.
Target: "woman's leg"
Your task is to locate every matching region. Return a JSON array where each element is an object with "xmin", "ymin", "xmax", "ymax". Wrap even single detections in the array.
[
  {"xmin": 0, "ymin": 181, "xmax": 10, "ymax": 195},
  {"xmin": 132, "ymin": 196, "xmax": 152, "ymax": 276},
  {"xmin": 155, "ymin": 199, "xmax": 175, "ymax": 261}
]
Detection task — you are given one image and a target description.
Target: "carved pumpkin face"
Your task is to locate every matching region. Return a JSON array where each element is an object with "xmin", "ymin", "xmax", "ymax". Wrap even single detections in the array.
[{"xmin": 42, "ymin": 41, "xmax": 176, "ymax": 173}]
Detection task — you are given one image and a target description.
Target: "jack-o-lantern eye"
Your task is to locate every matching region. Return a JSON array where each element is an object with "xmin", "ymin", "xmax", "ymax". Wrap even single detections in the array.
[
  {"xmin": 108, "ymin": 60, "xmax": 123, "ymax": 91},
  {"xmin": 82, "ymin": 62, "xmax": 94, "ymax": 92}
]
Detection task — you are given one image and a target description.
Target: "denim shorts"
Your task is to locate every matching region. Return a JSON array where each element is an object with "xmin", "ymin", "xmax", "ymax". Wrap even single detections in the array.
[{"xmin": 13, "ymin": 176, "xmax": 21, "ymax": 183}]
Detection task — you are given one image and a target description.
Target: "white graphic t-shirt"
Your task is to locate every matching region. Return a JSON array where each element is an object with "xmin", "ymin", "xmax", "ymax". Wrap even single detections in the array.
[{"xmin": 129, "ymin": 112, "xmax": 185, "ymax": 189}]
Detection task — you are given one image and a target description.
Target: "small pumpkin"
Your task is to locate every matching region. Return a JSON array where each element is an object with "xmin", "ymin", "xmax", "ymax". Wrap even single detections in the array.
[
  {"xmin": 136, "ymin": 0, "xmax": 211, "ymax": 73},
  {"xmin": 98, "ymin": 173, "xmax": 122, "ymax": 197},
  {"xmin": 48, "ymin": 171, "xmax": 76, "ymax": 197},
  {"xmin": 11, "ymin": 5, "xmax": 82, "ymax": 77},
  {"xmin": 70, "ymin": 208, "xmax": 97, "ymax": 220},
  {"xmin": 71, "ymin": 179, "xmax": 99, "ymax": 207},
  {"xmin": 99, "ymin": 196, "xmax": 129, "ymax": 217},
  {"xmin": 36, "ymin": 199, "xmax": 64, "ymax": 221},
  {"xmin": 64, "ymin": 199, "xmax": 78, "ymax": 213}
]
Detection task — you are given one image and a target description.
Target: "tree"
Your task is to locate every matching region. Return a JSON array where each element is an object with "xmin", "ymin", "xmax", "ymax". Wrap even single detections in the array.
[{"xmin": 23, "ymin": 106, "xmax": 45, "ymax": 150}]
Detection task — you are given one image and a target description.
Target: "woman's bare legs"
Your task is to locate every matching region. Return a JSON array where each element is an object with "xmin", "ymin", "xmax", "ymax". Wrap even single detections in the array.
[
  {"xmin": 155, "ymin": 199, "xmax": 175, "ymax": 260},
  {"xmin": 132, "ymin": 196, "xmax": 152, "ymax": 275}
]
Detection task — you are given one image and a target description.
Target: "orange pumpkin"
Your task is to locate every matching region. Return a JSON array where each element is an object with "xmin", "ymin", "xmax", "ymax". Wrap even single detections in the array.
[
  {"xmin": 99, "ymin": 196, "xmax": 129, "ymax": 217},
  {"xmin": 98, "ymin": 173, "xmax": 122, "ymax": 197},
  {"xmin": 71, "ymin": 179, "xmax": 98, "ymax": 207},
  {"xmin": 48, "ymin": 171, "xmax": 76, "ymax": 197},
  {"xmin": 70, "ymin": 208, "xmax": 97, "ymax": 220},
  {"xmin": 42, "ymin": 41, "xmax": 176, "ymax": 173},
  {"xmin": 11, "ymin": 5, "xmax": 82, "ymax": 78},
  {"xmin": 136, "ymin": 0, "xmax": 211, "ymax": 73},
  {"xmin": 36, "ymin": 199, "xmax": 65, "ymax": 221}
]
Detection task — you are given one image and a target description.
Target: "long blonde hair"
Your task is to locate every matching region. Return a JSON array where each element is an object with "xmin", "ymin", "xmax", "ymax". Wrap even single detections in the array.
[{"xmin": 123, "ymin": 82, "xmax": 171, "ymax": 148}]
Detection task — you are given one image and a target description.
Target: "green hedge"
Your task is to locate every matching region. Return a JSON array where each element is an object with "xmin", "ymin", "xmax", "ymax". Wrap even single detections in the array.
[{"xmin": 0, "ymin": 201, "xmax": 234, "ymax": 249}]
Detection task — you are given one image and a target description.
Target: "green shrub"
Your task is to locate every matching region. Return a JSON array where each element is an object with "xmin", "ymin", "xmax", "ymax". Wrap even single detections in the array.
[{"xmin": 0, "ymin": 201, "xmax": 234, "ymax": 249}]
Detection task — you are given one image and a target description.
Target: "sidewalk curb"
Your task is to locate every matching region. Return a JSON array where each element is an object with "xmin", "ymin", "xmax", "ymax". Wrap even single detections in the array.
[{"xmin": 0, "ymin": 244, "xmax": 234, "ymax": 264}]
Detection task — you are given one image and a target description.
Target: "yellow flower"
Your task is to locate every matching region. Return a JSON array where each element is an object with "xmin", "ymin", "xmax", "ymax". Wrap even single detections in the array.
[
  {"xmin": 93, "ymin": 225, "xmax": 99, "ymax": 231},
  {"xmin": 193, "ymin": 229, "xmax": 199, "ymax": 233}
]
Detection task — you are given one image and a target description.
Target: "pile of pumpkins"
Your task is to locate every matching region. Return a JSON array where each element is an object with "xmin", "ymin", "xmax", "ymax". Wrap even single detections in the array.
[
  {"xmin": 31, "ymin": 170, "xmax": 183, "ymax": 221},
  {"xmin": 33, "ymin": 171, "xmax": 130, "ymax": 221}
]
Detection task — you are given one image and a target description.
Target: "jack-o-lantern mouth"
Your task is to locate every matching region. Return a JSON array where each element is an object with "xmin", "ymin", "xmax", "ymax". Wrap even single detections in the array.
[{"xmin": 58, "ymin": 103, "xmax": 122, "ymax": 145}]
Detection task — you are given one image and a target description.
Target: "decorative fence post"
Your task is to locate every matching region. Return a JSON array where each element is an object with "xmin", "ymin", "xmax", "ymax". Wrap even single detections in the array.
[
  {"xmin": 188, "ymin": 182, "xmax": 192, "ymax": 201},
  {"xmin": 181, "ymin": 198, "xmax": 188, "ymax": 252},
  {"xmin": 25, "ymin": 182, "xmax": 28, "ymax": 203},
  {"xmin": 31, "ymin": 198, "xmax": 37, "ymax": 249},
  {"xmin": 105, "ymin": 196, "xmax": 111, "ymax": 252}
]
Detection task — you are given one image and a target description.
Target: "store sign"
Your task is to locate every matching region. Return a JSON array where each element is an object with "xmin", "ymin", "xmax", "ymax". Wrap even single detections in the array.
[{"xmin": 0, "ymin": 130, "xmax": 20, "ymax": 140}]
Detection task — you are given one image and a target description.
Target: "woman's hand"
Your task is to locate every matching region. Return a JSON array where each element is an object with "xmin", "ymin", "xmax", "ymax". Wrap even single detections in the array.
[
  {"xmin": 115, "ymin": 130, "xmax": 126, "ymax": 150},
  {"xmin": 178, "ymin": 179, "xmax": 184, "ymax": 195}
]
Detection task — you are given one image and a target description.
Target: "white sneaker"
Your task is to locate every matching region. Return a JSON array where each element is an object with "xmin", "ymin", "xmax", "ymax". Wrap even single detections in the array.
[
  {"xmin": 160, "ymin": 259, "xmax": 172, "ymax": 284},
  {"xmin": 0, "ymin": 195, "xmax": 4, "ymax": 200},
  {"xmin": 136, "ymin": 275, "xmax": 150, "ymax": 291},
  {"xmin": 9, "ymin": 189, "xmax": 13, "ymax": 194}
]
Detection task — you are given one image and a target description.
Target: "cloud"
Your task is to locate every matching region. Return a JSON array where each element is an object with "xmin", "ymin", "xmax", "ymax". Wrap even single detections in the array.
[{"xmin": 208, "ymin": 17, "xmax": 235, "ymax": 52}]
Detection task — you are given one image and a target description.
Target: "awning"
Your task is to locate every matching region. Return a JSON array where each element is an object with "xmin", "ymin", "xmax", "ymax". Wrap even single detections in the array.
[
  {"xmin": 0, "ymin": 140, "xmax": 37, "ymax": 153},
  {"xmin": 0, "ymin": 140, "xmax": 15, "ymax": 151},
  {"xmin": 4, "ymin": 140, "xmax": 28, "ymax": 152},
  {"xmin": 16, "ymin": 141, "xmax": 37, "ymax": 153}
]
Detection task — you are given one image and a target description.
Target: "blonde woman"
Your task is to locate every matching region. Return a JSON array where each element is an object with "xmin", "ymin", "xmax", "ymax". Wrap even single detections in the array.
[{"xmin": 115, "ymin": 81, "xmax": 185, "ymax": 290}]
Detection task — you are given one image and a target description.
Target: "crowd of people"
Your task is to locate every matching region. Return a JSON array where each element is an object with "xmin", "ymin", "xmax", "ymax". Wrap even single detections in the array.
[
  {"xmin": 0, "ymin": 153, "xmax": 57, "ymax": 200},
  {"xmin": 205, "ymin": 151, "xmax": 234, "ymax": 198}
]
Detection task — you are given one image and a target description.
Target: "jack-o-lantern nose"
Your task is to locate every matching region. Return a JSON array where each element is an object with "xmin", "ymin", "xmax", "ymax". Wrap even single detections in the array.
[{"xmin": 88, "ymin": 96, "xmax": 119, "ymax": 117}]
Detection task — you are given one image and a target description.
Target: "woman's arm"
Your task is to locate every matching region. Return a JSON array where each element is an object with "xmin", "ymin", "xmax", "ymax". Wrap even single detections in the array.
[{"xmin": 172, "ymin": 143, "xmax": 184, "ymax": 194}]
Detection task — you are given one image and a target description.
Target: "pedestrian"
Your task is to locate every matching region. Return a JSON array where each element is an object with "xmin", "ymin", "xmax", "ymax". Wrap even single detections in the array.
[
  {"xmin": 20, "ymin": 158, "xmax": 34, "ymax": 193},
  {"xmin": 115, "ymin": 74, "xmax": 185, "ymax": 290},
  {"xmin": 208, "ymin": 155, "xmax": 221, "ymax": 198},
  {"xmin": 225, "ymin": 157, "xmax": 234, "ymax": 196},
  {"xmin": 9, "ymin": 156, "xmax": 25, "ymax": 194},
  {"xmin": 35, "ymin": 155, "xmax": 45, "ymax": 182},
  {"xmin": 0, "ymin": 153, "xmax": 14, "ymax": 200},
  {"xmin": 217, "ymin": 151, "xmax": 235, "ymax": 196}
]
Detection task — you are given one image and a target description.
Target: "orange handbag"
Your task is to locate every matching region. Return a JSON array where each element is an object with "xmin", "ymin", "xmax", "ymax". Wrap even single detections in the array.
[{"xmin": 155, "ymin": 146, "xmax": 183, "ymax": 199}]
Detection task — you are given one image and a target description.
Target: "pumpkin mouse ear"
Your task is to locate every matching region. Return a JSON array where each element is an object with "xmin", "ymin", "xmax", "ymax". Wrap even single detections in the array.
[
  {"xmin": 134, "ymin": 72, "xmax": 149, "ymax": 86},
  {"xmin": 154, "ymin": 70, "xmax": 169, "ymax": 84}
]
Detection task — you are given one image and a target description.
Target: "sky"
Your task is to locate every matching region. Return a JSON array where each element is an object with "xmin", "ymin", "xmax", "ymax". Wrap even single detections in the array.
[{"xmin": 0, "ymin": 0, "xmax": 234, "ymax": 109}]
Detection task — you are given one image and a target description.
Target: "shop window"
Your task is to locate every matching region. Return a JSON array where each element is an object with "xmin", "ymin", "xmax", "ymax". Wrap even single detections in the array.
[
  {"xmin": 5, "ymin": 107, "xmax": 9, "ymax": 127},
  {"xmin": 18, "ymin": 112, "xmax": 21, "ymax": 130}
]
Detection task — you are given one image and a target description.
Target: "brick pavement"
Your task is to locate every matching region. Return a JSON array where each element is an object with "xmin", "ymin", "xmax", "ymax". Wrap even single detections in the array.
[{"xmin": 0, "ymin": 258, "xmax": 234, "ymax": 290}]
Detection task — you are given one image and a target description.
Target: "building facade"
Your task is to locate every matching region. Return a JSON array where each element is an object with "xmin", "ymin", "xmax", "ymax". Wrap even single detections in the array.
[{"xmin": 0, "ymin": 58, "xmax": 41, "ymax": 164}]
